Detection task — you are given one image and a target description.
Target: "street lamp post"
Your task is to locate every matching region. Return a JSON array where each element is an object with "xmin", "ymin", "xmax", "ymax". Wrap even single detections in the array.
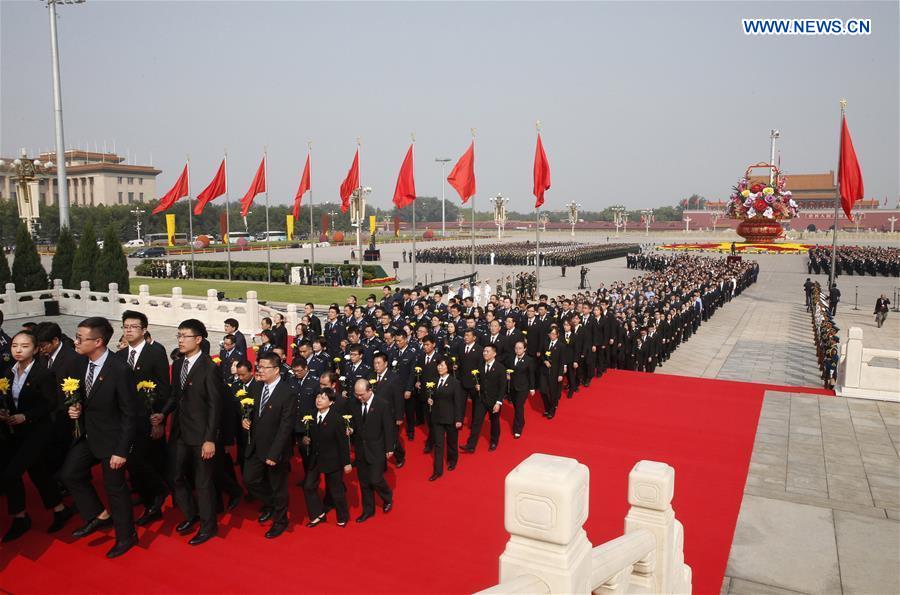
[
  {"xmin": 769, "ymin": 129, "xmax": 780, "ymax": 184},
  {"xmin": 610, "ymin": 205, "xmax": 626, "ymax": 237},
  {"xmin": 493, "ymin": 193, "xmax": 508, "ymax": 239},
  {"xmin": 350, "ymin": 186, "xmax": 371, "ymax": 287},
  {"xmin": 435, "ymin": 157, "xmax": 451, "ymax": 237},
  {"xmin": 888, "ymin": 216, "xmax": 898, "ymax": 233},
  {"xmin": 566, "ymin": 201, "xmax": 580, "ymax": 238},
  {"xmin": 130, "ymin": 207, "xmax": 144, "ymax": 241},
  {"xmin": 684, "ymin": 216, "xmax": 692, "ymax": 233},
  {"xmin": 44, "ymin": 0, "xmax": 84, "ymax": 230},
  {"xmin": 641, "ymin": 208, "xmax": 654, "ymax": 236},
  {"xmin": 0, "ymin": 149, "xmax": 54, "ymax": 236}
]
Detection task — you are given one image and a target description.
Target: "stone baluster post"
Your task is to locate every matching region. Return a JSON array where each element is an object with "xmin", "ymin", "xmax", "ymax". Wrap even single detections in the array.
[
  {"xmin": 79, "ymin": 281, "xmax": 91, "ymax": 315},
  {"xmin": 838, "ymin": 326, "xmax": 864, "ymax": 390},
  {"xmin": 4, "ymin": 283, "xmax": 18, "ymax": 316},
  {"xmin": 206, "ymin": 289, "xmax": 219, "ymax": 329},
  {"xmin": 171, "ymin": 287, "xmax": 183, "ymax": 324},
  {"xmin": 286, "ymin": 303, "xmax": 299, "ymax": 338},
  {"xmin": 246, "ymin": 291, "xmax": 260, "ymax": 336},
  {"xmin": 624, "ymin": 461, "xmax": 692, "ymax": 594},
  {"xmin": 108, "ymin": 283, "xmax": 120, "ymax": 318},
  {"xmin": 492, "ymin": 453, "xmax": 592, "ymax": 594}
]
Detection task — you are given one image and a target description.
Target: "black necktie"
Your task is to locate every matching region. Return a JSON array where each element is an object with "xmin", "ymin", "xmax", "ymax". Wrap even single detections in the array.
[
  {"xmin": 362, "ymin": 402, "xmax": 368, "ymax": 422},
  {"xmin": 128, "ymin": 349, "xmax": 137, "ymax": 369},
  {"xmin": 259, "ymin": 385, "xmax": 271, "ymax": 415},
  {"xmin": 317, "ymin": 413, "xmax": 324, "ymax": 425},
  {"xmin": 180, "ymin": 359, "xmax": 190, "ymax": 389},
  {"xmin": 85, "ymin": 362, "xmax": 97, "ymax": 397}
]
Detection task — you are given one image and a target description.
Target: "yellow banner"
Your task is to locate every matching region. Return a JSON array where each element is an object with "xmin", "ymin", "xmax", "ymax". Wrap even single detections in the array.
[
  {"xmin": 165, "ymin": 214, "xmax": 176, "ymax": 246},
  {"xmin": 286, "ymin": 214, "xmax": 294, "ymax": 241},
  {"xmin": 369, "ymin": 215, "xmax": 376, "ymax": 234}
]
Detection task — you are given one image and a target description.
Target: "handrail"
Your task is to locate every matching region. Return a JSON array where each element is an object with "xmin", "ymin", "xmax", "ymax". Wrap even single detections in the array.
[
  {"xmin": 590, "ymin": 529, "xmax": 656, "ymax": 591},
  {"xmin": 478, "ymin": 575, "xmax": 550, "ymax": 595}
]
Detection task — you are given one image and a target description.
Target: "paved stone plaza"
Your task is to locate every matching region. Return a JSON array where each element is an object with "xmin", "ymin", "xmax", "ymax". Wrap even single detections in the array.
[{"xmin": 16, "ymin": 233, "xmax": 900, "ymax": 593}]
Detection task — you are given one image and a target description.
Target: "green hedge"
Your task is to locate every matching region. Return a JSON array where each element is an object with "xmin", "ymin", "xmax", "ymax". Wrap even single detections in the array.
[{"xmin": 135, "ymin": 260, "xmax": 387, "ymax": 283}]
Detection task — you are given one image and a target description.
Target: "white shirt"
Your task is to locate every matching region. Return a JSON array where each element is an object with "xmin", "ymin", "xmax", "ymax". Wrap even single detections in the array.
[
  {"xmin": 181, "ymin": 351, "xmax": 202, "ymax": 378},
  {"xmin": 48, "ymin": 342, "xmax": 63, "ymax": 368},
  {"xmin": 12, "ymin": 360, "xmax": 34, "ymax": 408},
  {"xmin": 86, "ymin": 348, "xmax": 110, "ymax": 392},
  {"xmin": 126, "ymin": 340, "xmax": 146, "ymax": 368},
  {"xmin": 317, "ymin": 406, "xmax": 331, "ymax": 424}
]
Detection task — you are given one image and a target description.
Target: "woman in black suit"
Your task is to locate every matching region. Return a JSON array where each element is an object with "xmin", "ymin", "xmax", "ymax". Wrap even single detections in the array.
[
  {"xmin": 0, "ymin": 330, "xmax": 73, "ymax": 542},
  {"xmin": 271, "ymin": 313, "xmax": 289, "ymax": 353},
  {"xmin": 302, "ymin": 388, "xmax": 351, "ymax": 527},
  {"xmin": 426, "ymin": 357, "xmax": 465, "ymax": 481}
]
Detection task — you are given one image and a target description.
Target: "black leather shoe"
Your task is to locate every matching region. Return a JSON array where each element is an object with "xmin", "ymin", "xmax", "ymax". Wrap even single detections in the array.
[
  {"xmin": 513, "ymin": 433, "xmax": 521, "ymax": 439},
  {"xmin": 176, "ymin": 516, "xmax": 199, "ymax": 535},
  {"xmin": 382, "ymin": 502, "xmax": 392, "ymax": 513},
  {"xmin": 306, "ymin": 514, "xmax": 326, "ymax": 528},
  {"xmin": 47, "ymin": 507, "xmax": 74, "ymax": 533},
  {"xmin": 188, "ymin": 528, "xmax": 217, "ymax": 546},
  {"xmin": 135, "ymin": 506, "xmax": 162, "ymax": 527},
  {"xmin": 394, "ymin": 460, "xmax": 405, "ymax": 468},
  {"xmin": 488, "ymin": 443, "xmax": 498, "ymax": 451},
  {"xmin": 460, "ymin": 445, "xmax": 475, "ymax": 454},
  {"xmin": 2, "ymin": 515, "xmax": 31, "ymax": 543},
  {"xmin": 226, "ymin": 493, "xmax": 242, "ymax": 512},
  {"xmin": 106, "ymin": 532, "xmax": 138, "ymax": 559},
  {"xmin": 406, "ymin": 432, "xmax": 414, "ymax": 441},
  {"xmin": 423, "ymin": 446, "xmax": 433, "ymax": 454},
  {"xmin": 72, "ymin": 516, "xmax": 113, "ymax": 539},
  {"xmin": 265, "ymin": 523, "xmax": 287, "ymax": 539},
  {"xmin": 355, "ymin": 513, "xmax": 373, "ymax": 523},
  {"xmin": 448, "ymin": 463, "xmax": 456, "ymax": 471},
  {"xmin": 258, "ymin": 509, "xmax": 273, "ymax": 524},
  {"xmin": 428, "ymin": 473, "xmax": 442, "ymax": 482},
  {"xmin": 547, "ymin": 412, "xmax": 555, "ymax": 420}
]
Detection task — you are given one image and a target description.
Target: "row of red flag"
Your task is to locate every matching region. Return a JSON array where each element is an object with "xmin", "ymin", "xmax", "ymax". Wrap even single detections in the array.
[
  {"xmin": 153, "ymin": 133, "xmax": 553, "ymax": 218},
  {"xmin": 155, "ymin": 115, "xmax": 862, "ymax": 221}
]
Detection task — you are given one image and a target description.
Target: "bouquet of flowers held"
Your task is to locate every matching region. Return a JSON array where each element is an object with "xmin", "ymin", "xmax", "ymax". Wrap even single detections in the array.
[
  {"xmin": 726, "ymin": 165, "xmax": 798, "ymax": 221},
  {"xmin": 211, "ymin": 355, "xmax": 222, "ymax": 365},
  {"xmin": 342, "ymin": 414, "xmax": 353, "ymax": 450},
  {"xmin": 0, "ymin": 377, "xmax": 12, "ymax": 436},
  {"xmin": 425, "ymin": 381, "xmax": 436, "ymax": 411},
  {"xmin": 471, "ymin": 369, "xmax": 480, "ymax": 392},
  {"xmin": 545, "ymin": 350, "xmax": 553, "ymax": 368},
  {"xmin": 506, "ymin": 369, "xmax": 514, "ymax": 394},
  {"xmin": 137, "ymin": 380, "xmax": 158, "ymax": 413},
  {"xmin": 237, "ymin": 388, "xmax": 254, "ymax": 444},
  {"xmin": 61, "ymin": 377, "xmax": 83, "ymax": 439},
  {"xmin": 301, "ymin": 414, "xmax": 314, "ymax": 455}
]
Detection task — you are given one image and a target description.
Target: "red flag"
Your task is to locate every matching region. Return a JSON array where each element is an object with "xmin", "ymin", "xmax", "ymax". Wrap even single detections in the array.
[
  {"xmin": 292, "ymin": 154, "xmax": 311, "ymax": 220},
  {"xmin": 193, "ymin": 159, "xmax": 227, "ymax": 216},
  {"xmin": 152, "ymin": 163, "xmax": 189, "ymax": 215},
  {"xmin": 339, "ymin": 149, "xmax": 359, "ymax": 213},
  {"xmin": 447, "ymin": 142, "xmax": 476, "ymax": 203},
  {"xmin": 239, "ymin": 157, "xmax": 266, "ymax": 217},
  {"xmin": 838, "ymin": 115, "xmax": 864, "ymax": 221},
  {"xmin": 392, "ymin": 144, "xmax": 416, "ymax": 209},
  {"xmin": 533, "ymin": 133, "xmax": 551, "ymax": 208}
]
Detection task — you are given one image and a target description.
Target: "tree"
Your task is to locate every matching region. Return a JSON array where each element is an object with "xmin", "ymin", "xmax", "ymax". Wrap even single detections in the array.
[
  {"xmin": 11, "ymin": 223, "xmax": 48, "ymax": 291},
  {"xmin": 0, "ymin": 248, "xmax": 10, "ymax": 289},
  {"xmin": 70, "ymin": 221, "xmax": 100, "ymax": 289},
  {"xmin": 51, "ymin": 226, "xmax": 77, "ymax": 288},
  {"xmin": 95, "ymin": 225, "xmax": 130, "ymax": 293}
]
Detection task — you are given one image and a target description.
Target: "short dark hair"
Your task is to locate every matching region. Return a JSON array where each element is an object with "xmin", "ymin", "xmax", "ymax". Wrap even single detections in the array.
[
  {"xmin": 261, "ymin": 317, "xmax": 272, "ymax": 326},
  {"xmin": 223, "ymin": 333, "xmax": 236, "ymax": 344},
  {"xmin": 373, "ymin": 352, "xmax": 388, "ymax": 365},
  {"xmin": 224, "ymin": 318, "xmax": 239, "ymax": 329},
  {"xmin": 78, "ymin": 317, "xmax": 114, "ymax": 346},
  {"xmin": 292, "ymin": 355, "xmax": 308, "ymax": 369},
  {"xmin": 34, "ymin": 321, "xmax": 63, "ymax": 344},
  {"xmin": 317, "ymin": 387, "xmax": 336, "ymax": 402},
  {"xmin": 258, "ymin": 352, "xmax": 282, "ymax": 368},
  {"xmin": 12, "ymin": 329, "xmax": 36, "ymax": 347},
  {"xmin": 423, "ymin": 335, "xmax": 436, "ymax": 345},
  {"xmin": 348, "ymin": 344, "xmax": 363, "ymax": 355},
  {"xmin": 121, "ymin": 310, "xmax": 148, "ymax": 328},
  {"xmin": 236, "ymin": 359, "xmax": 253, "ymax": 372},
  {"xmin": 178, "ymin": 318, "xmax": 208, "ymax": 339}
]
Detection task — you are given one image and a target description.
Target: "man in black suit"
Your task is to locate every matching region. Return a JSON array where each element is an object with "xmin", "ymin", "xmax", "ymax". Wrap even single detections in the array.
[
  {"xmin": 218, "ymin": 334, "xmax": 245, "ymax": 382},
  {"xmin": 348, "ymin": 379, "xmax": 394, "ymax": 523},
  {"xmin": 303, "ymin": 303, "xmax": 322, "ymax": 338},
  {"xmin": 224, "ymin": 318, "xmax": 247, "ymax": 354},
  {"xmin": 415, "ymin": 336, "xmax": 440, "ymax": 453},
  {"xmin": 370, "ymin": 352, "xmax": 405, "ymax": 467},
  {"xmin": 508, "ymin": 340, "xmax": 536, "ymax": 439},
  {"xmin": 455, "ymin": 329, "xmax": 482, "ymax": 407},
  {"xmin": 540, "ymin": 326, "xmax": 566, "ymax": 419},
  {"xmin": 342, "ymin": 344, "xmax": 370, "ymax": 398},
  {"xmin": 302, "ymin": 388, "xmax": 352, "ymax": 527},
  {"xmin": 426, "ymin": 356, "xmax": 465, "ymax": 481},
  {"xmin": 60, "ymin": 317, "xmax": 138, "ymax": 558},
  {"xmin": 163, "ymin": 319, "xmax": 222, "ymax": 546},
  {"xmin": 324, "ymin": 306, "xmax": 347, "ymax": 357},
  {"xmin": 242, "ymin": 352, "xmax": 296, "ymax": 539},
  {"xmin": 461, "ymin": 344, "xmax": 505, "ymax": 453},
  {"xmin": 393, "ymin": 331, "xmax": 418, "ymax": 441},
  {"xmin": 117, "ymin": 310, "xmax": 171, "ymax": 527}
]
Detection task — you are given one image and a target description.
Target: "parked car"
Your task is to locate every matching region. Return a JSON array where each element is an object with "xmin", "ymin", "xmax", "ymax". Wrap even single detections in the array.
[
  {"xmin": 124, "ymin": 239, "xmax": 145, "ymax": 248},
  {"xmin": 130, "ymin": 247, "xmax": 166, "ymax": 258}
]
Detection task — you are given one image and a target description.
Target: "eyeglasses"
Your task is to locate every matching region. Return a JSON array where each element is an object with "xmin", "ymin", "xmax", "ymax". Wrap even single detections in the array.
[
  {"xmin": 73, "ymin": 335, "xmax": 100, "ymax": 344},
  {"xmin": 256, "ymin": 365, "xmax": 278, "ymax": 370},
  {"xmin": 122, "ymin": 324, "xmax": 144, "ymax": 330},
  {"xmin": 176, "ymin": 334, "xmax": 200, "ymax": 340}
]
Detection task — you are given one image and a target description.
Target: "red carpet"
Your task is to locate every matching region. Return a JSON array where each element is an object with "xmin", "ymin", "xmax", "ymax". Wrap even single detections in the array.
[{"xmin": 0, "ymin": 371, "xmax": 830, "ymax": 594}]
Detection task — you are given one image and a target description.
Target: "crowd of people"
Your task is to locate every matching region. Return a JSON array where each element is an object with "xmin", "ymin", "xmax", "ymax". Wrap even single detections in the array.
[
  {"xmin": 0, "ymin": 253, "xmax": 757, "ymax": 558},
  {"xmin": 805, "ymin": 281, "xmax": 840, "ymax": 389},
  {"xmin": 807, "ymin": 246, "xmax": 900, "ymax": 277},
  {"xmin": 144, "ymin": 260, "xmax": 192, "ymax": 279},
  {"xmin": 415, "ymin": 242, "xmax": 638, "ymax": 267}
]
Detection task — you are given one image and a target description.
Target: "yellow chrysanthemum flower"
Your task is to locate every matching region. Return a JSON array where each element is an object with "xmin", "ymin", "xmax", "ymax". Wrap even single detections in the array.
[
  {"xmin": 240, "ymin": 398, "xmax": 255, "ymax": 407},
  {"xmin": 425, "ymin": 382, "xmax": 436, "ymax": 389},
  {"xmin": 60, "ymin": 377, "xmax": 80, "ymax": 394},
  {"xmin": 0, "ymin": 377, "xmax": 10, "ymax": 394},
  {"xmin": 136, "ymin": 380, "xmax": 157, "ymax": 392},
  {"xmin": 235, "ymin": 389, "xmax": 248, "ymax": 398}
]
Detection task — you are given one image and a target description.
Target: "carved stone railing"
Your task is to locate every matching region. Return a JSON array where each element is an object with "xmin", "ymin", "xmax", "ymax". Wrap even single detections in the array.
[
  {"xmin": 837, "ymin": 326, "xmax": 900, "ymax": 402},
  {"xmin": 475, "ymin": 455, "xmax": 691, "ymax": 595}
]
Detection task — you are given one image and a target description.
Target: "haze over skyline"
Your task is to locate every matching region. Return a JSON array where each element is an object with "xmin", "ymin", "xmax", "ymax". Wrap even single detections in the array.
[{"xmin": 2, "ymin": 1, "xmax": 897, "ymax": 213}]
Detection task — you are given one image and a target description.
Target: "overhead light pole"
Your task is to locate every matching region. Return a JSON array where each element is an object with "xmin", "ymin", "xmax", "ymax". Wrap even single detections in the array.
[
  {"xmin": 566, "ymin": 201, "xmax": 580, "ymax": 238},
  {"xmin": 44, "ymin": 0, "xmax": 84, "ymax": 229}
]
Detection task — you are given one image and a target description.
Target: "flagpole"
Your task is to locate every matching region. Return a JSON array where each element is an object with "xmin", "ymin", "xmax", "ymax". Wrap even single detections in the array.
[
  {"xmin": 535, "ymin": 122, "xmax": 542, "ymax": 296},
  {"xmin": 470, "ymin": 128, "xmax": 476, "ymax": 280},
  {"xmin": 264, "ymin": 146, "xmax": 271, "ymax": 284},
  {"xmin": 186, "ymin": 154, "xmax": 195, "ymax": 279},
  {"xmin": 224, "ymin": 149, "xmax": 232, "ymax": 281},
  {"xmin": 829, "ymin": 99, "xmax": 846, "ymax": 288},
  {"xmin": 357, "ymin": 138, "xmax": 364, "ymax": 288},
  {"xmin": 411, "ymin": 133, "xmax": 417, "ymax": 288},
  {"xmin": 308, "ymin": 141, "xmax": 315, "ymax": 278}
]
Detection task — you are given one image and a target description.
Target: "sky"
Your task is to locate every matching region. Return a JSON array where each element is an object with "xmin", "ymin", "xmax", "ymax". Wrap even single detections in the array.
[{"xmin": 1, "ymin": 1, "xmax": 898, "ymax": 213}]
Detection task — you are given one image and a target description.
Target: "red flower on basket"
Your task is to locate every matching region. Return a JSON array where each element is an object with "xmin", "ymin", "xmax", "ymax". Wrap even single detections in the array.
[
  {"xmin": 750, "ymin": 183, "xmax": 764, "ymax": 193},
  {"xmin": 753, "ymin": 198, "xmax": 768, "ymax": 212}
]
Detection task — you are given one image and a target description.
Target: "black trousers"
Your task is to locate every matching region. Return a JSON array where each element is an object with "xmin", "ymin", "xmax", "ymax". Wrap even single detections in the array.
[
  {"xmin": 128, "ymin": 430, "xmax": 169, "ymax": 506},
  {"xmin": 213, "ymin": 443, "xmax": 243, "ymax": 505},
  {"xmin": 511, "ymin": 391, "xmax": 529, "ymax": 435},
  {"xmin": 465, "ymin": 401, "xmax": 500, "ymax": 449},
  {"xmin": 0, "ymin": 425, "xmax": 61, "ymax": 515},
  {"xmin": 355, "ymin": 456, "xmax": 392, "ymax": 515},
  {"xmin": 567, "ymin": 365, "xmax": 579, "ymax": 395},
  {"xmin": 60, "ymin": 440, "xmax": 134, "ymax": 541},
  {"xmin": 392, "ymin": 426, "xmax": 406, "ymax": 464},
  {"xmin": 243, "ymin": 456, "xmax": 289, "ymax": 523},
  {"xmin": 541, "ymin": 372, "xmax": 562, "ymax": 414},
  {"xmin": 430, "ymin": 422, "xmax": 458, "ymax": 475},
  {"xmin": 169, "ymin": 438, "xmax": 217, "ymax": 533},
  {"xmin": 584, "ymin": 348, "xmax": 597, "ymax": 381},
  {"xmin": 303, "ymin": 464, "xmax": 347, "ymax": 523},
  {"xmin": 403, "ymin": 397, "xmax": 417, "ymax": 438}
]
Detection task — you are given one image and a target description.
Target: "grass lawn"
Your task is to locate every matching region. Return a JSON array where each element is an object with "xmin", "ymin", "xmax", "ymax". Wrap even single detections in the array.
[{"xmin": 134, "ymin": 277, "xmax": 368, "ymax": 304}]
